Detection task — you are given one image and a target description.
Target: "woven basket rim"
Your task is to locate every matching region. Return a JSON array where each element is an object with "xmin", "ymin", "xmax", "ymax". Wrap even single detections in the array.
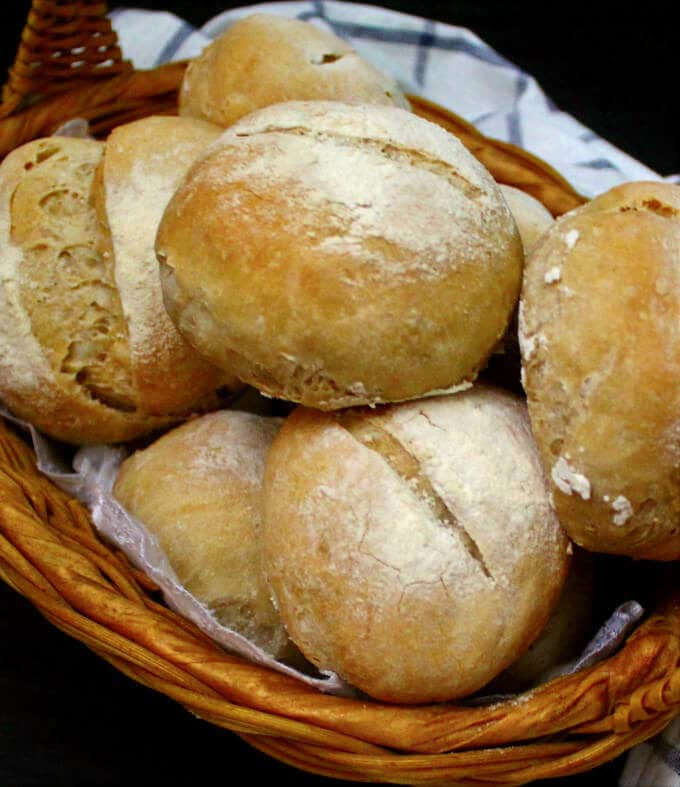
[{"xmin": 1, "ymin": 413, "xmax": 679, "ymax": 784}]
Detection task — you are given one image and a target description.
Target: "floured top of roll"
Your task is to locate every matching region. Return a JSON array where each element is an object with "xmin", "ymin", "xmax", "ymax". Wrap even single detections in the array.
[
  {"xmin": 157, "ymin": 101, "xmax": 523, "ymax": 409},
  {"xmin": 263, "ymin": 386, "xmax": 570, "ymax": 702},
  {"xmin": 520, "ymin": 180, "xmax": 680, "ymax": 560},
  {"xmin": 179, "ymin": 13, "xmax": 409, "ymax": 128}
]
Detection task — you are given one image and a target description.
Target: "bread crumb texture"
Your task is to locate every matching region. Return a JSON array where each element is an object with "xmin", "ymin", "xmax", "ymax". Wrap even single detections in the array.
[
  {"xmin": 263, "ymin": 386, "xmax": 569, "ymax": 703},
  {"xmin": 520, "ymin": 181, "xmax": 680, "ymax": 560},
  {"xmin": 0, "ymin": 137, "xmax": 209, "ymax": 443}
]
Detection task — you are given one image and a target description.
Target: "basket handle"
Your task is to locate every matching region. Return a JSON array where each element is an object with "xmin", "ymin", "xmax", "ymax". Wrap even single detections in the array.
[{"xmin": 1, "ymin": 0, "xmax": 131, "ymax": 119}]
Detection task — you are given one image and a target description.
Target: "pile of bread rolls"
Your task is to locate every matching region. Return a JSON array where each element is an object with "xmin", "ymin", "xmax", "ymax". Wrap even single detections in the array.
[{"xmin": 1, "ymin": 14, "xmax": 678, "ymax": 704}]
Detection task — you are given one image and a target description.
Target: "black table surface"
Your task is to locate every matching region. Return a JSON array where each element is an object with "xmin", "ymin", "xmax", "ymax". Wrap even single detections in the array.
[{"xmin": 0, "ymin": 2, "xmax": 677, "ymax": 785}]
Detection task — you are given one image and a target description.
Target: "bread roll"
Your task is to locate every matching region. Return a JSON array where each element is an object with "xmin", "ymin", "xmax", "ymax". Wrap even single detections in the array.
[
  {"xmin": 179, "ymin": 14, "xmax": 409, "ymax": 128},
  {"xmin": 263, "ymin": 387, "xmax": 570, "ymax": 703},
  {"xmin": 520, "ymin": 181, "xmax": 680, "ymax": 560},
  {"xmin": 0, "ymin": 123, "xmax": 233, "ymax": 444},
  {"xmin": 0, "ymin": 138, "xmax": 175, "ymax": 443},
  {"xmin": 113, "ymin": 410, "xmax": 292, "ymax": 658},
  {"xmin": 92, "ymin": 115, "xmax": 238, "ymax": 414},
  {"xmin": 500, "ymin": 184, "xmax": 554, "ymax": 253},
  {"xmin": 487, "ymin": 549, "xmax": 594, "ymax": 693},
  {"xmin": 485, "ymin": 187, "xmax": 554, "ymax": 390},
  {"xmin": 157, "ymin": 101, "xmax": 523, "ymax": 410}
]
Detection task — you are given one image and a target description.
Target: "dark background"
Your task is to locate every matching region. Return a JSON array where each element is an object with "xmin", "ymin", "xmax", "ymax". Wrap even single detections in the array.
[{"xmin": 0, "ymin": 1, "xmax": 677, "ymax": 785}]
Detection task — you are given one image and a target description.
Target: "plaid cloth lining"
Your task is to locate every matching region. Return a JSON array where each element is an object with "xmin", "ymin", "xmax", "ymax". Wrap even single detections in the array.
[{"xmin": 110, "ymin": 3, "xmax": 680, "ymax": 783}]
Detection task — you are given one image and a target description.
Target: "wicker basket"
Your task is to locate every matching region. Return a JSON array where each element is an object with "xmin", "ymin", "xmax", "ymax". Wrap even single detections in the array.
[{"xmin": 0, "ymin": 3, "xmax": 678, "ymax": 784}]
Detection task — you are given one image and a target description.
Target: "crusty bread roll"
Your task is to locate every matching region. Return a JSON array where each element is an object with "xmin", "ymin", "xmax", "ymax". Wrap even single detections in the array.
[
  {"xmin": 179, "ymin": 13, "xmax": 409, "ymax": 128},
  {"xmin": 157, "ymin": 101, "xmax": 523, "ymax": 410},
  {"xmin": 0, "ymin": 125, "xmax": 231, "ymax": 444},
  {"xmin": 487, "ymin": 549, "xmax": 594, "ymax": 693},
  {"xmin": 0, "ymin": 138, "xmax": 177, "ymax": 443},
  {"xmin": 92, "ymin": 115, "xmax": 237, "ymax": 414},
  {"xmin": 263, "ymin": 386, "xmax": 570, "ymax": 703},
  {"xmin": 485, "ymin": 187, "xmax": 554, "ymax": 390},
  {"xmin": 520, "ymin": 181, "xmax": 680, "ymax": 560},
  {"xmin": 113, "ymin": 410, "xmax": 293, "ymax": 658},
  {"xmin": 500, "ymin": 184, "xmax": 554, "ymax": 253}
]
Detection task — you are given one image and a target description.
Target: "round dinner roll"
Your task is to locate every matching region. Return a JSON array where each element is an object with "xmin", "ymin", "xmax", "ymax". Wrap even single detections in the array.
[
  {"xmin": 499, "ymin": 184, "xmax": 554, "ymax": 254},
  {"xmin": 487, "ymin": 549, "xmax": 594, "ymax": 693},
  {"xmin": 179, "ymin": 13, "xmax": 409, "ymax": 128},
  {"xmin": 0, "ymin": 124, "xmax": 232, "ymax": 444},
  {"xmin": 92, "ymin": 115, "xmax": 239, "ymax": 414},
  {"xmin": 0, "ymin": 138, "xmax": 179, "ymax": 443},
  {"xmin": 262, "ymin": 386, "xmax": 570, "ymax": 703},
  {"xmin": 113, "ymin": 410, "xmax": 293, "ymax": 658},
  {"xmin": 520, "ymin": 181, "xmax": 680, "ymax": 560},
  {"xmin": 157, "ymin": 101, "xmax": 523, "ymax": 410}
]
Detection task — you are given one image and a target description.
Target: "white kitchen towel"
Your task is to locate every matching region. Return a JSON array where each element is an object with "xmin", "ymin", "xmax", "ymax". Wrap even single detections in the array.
[
  {"xmin": 621, "ymin": 716, "xmax": 680, "ymax": 787},
  {"xmin": 108, "ymin": 3, "xmax": 680, "ymax": 784},
  {"xmin": 109, "ymin": 0, "xmax": 679, "ymax": 198}
]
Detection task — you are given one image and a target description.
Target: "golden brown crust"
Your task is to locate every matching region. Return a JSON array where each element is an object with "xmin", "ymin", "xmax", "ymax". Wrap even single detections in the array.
[
  {"xmin": 263, "ymin": 387, "xmax": 570, "ymax": 703},
  {"xmin": 0, "ymin": 137, "xmax": 178, "ymax": 443},
  {"xmin": 0, "ymin": 124, "xmax": 237, "ymax": 443},
  {"xmin": 520, "ymin": 181, "xmax": 680, "ymax": 560},
  {"xmin": 179, "ymin": 13, "xmax": 409, "ymax": 128},
  {"xmin": 157, "ymin": 101, "xmax": 523, "ymax": 410},
  {"xmin": 93, "ymin": 115, "xmax": 236, "ymax": 414},
  {"xmin": 488, "ymin": 549, "xmax": 594, "ymax": 693}
]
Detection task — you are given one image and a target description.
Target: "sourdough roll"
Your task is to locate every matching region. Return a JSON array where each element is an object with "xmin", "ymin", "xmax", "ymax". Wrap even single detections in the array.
[
  {"xmin": 520, "ymin": 181, "xmax": 680, "ymax": 560},
  {"xmin": 488, "ymin": 549, "xmax": 594, "ymax": 693},
  {"xmin": 487, "ymin": 187, "xmax": 555, "ymax": 386},
  {"xmin": 92, "ymin": 115, "xmax": 237, "ymax": 414},
  {"xmin": 113, "ymin": 410, "xmax": 293, "ymax": 658},
  {"xmin": 179, "ymin": 13, "xmax": 408, "ymax": 128},
  {"xmin": 0, "ymin": 138, "xmax": 175, "ymax": 443},
  {"xmin": 500, "ymin": 184, "xmax": 554, "ymax": 253},
  {"xmin": 0, "ymin": 122, "xmax": 232, "ymax": 444},
  {"xmin": 263, "ymin": 387, "xmax": 570, "ymax": 703},
  {"xmin": 157, "ymin": 101, "xmax": 523, "ymax": 409}
]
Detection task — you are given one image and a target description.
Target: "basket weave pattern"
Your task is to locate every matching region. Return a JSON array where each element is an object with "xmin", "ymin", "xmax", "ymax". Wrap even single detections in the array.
[
  {"xmin": 0, "ymin": 3, "xmax": 679, "ymax": 783},
  {"xmin": 1, "ymin": 0, "xmax": 132, "ymax": 118}
]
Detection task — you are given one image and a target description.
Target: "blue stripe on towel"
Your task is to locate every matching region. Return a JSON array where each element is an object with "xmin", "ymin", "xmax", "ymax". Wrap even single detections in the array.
[
  {"xmin": 414, "ymin": 20, "xmax": 436, "ymax": 87},
  {"xmin": 578, "ymin": 158, "xmax": 620, "ymax": 170},
  {"xmin": 296, "ymin": 7, "xmax": 514, "ymax": 71},
  {"xmin": 507, "ymin": 111, "xmax": 522, "ymax": 146},
  {"xmin": 471, "ymin": 110, "xmax": 498, "ymax": 125},
  {"xmin": 155, "ymin": 20, "xmax": 195, "ymax": 66},
  {"xmin": 515, "ymin": 73, "xmax": 529, "ymax": 102}
]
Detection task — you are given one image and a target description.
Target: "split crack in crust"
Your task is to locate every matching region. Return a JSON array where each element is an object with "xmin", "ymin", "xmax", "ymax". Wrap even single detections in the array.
[
  {"xmin": 337, "ymin": 410, "xmax": 493, "ymax": 580},
  {"xmin": 10, "ymin": 140, "xmax": 137, "ymax": 413},
  {"xmin": 233, "ymin": 125, "xmax": 484, "ymax": 200},
  {"xmin": 618, "ymin": 199, "xmax": 678, "ymax": 219}
]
